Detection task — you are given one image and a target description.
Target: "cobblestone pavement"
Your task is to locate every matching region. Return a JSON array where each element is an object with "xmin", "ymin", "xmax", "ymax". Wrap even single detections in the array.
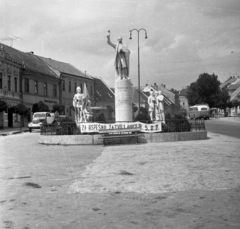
[
  {"xmin": 70, "ymin": 132, "xmax": 240, "ymax": 194},
  {"xmin": 1, "ymin": 132, "xmax": 240, "ymax": 229}
]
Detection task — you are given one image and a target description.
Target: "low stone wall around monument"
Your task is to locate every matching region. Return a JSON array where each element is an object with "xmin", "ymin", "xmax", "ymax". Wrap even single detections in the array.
[
  {"xmin": 39, "ymin": 131, "xmax": 207, "ymax": 145},
  {"xmin": 140, "ymin": 131, "xmax": 207, "ymax": 143}
]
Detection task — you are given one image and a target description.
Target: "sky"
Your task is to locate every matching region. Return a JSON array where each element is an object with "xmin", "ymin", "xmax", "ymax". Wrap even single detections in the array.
[{"xmin": 0, "ymin": 0, "xmax": 240, "ymax": 90}]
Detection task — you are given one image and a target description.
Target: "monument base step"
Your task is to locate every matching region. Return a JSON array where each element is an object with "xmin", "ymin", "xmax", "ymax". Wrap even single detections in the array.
[{"xmin": 38, "ymin": 131, "xmax": 207, "ymax": 145}]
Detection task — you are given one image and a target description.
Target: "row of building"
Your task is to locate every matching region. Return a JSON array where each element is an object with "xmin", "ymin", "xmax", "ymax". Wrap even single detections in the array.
[
  {"xmin": 0, "ymin": 43, "xmax": 116, "ymax": 128},
  {"xmin": 0, "ymin": 42, "xmax": 188, "ymax": 128},
  {"xmin": 220, "ymin": 76, "xmax": 240, "ymax": 115}
]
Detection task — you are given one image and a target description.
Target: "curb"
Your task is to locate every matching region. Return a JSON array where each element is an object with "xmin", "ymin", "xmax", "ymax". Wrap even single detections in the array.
[{"xmin": 0, "ymin": 129, "xmax": 29, "ymax": 137}]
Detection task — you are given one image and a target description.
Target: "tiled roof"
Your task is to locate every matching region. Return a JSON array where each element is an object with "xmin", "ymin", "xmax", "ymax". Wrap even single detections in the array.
[
  {"xmin": 220, "ymin": 77, "xmax": 238, "ymax": 89},
  {"xmin": 227, "ymin": 78, "xmax": 240, "ymax": 90},
  {"xmin": 37, "ymin": 56, "xmax": 91, "ymax": 79},
  {"xmin": 230, "ymin": 86, "xmax": 240, "ymax": 101},
  {"xmin": 179, "ymin": 88, "xmax": 187, "ymax": 96},
  {"xmin": 94, "ymin": 77, "xmax": 115, "ymax": 102},
  {"xmin": 132, "ymin": 88, "xmax": 148, "ymax": 101},
  {"xmin": 142, "ymin": 85, "xmax": 176, "ymax": 104},
  {"xmin": 0, "ymin": 43, "xmax": 56, "ymax": 77}
]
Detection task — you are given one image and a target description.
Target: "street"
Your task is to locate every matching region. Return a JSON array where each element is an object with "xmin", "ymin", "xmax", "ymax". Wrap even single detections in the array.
[
  {"xmin": 205, "ymin": 118, "xmax": 240, "ymax": 139},
  {"xmin": 1, "ymin": 130, "xmax": 240, "ymax": 229}
]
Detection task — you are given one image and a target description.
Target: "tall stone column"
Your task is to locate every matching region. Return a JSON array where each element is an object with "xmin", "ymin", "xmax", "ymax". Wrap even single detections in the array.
[{"xmin": 115, "ymin": 78, "xmax": 133, "ymax": 122}]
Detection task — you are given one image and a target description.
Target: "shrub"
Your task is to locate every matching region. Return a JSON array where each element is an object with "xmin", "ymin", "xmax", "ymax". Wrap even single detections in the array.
[
  {"xmin": 134, "ymin": 107, "xmax": 151, "ymax": 123},
  {"xmin": 0, "ymin": 100, "xmax": 8, "ymax": 112},
  {"xmin": 95, "ymin": 113, "xmax": 106, "ymax": 123},
  {"xmin": 53, "ymin": 104, "xmax": 65, "ymax": 114},
  {"xmin": 162, "ymin": 113, "xmax": 191, "ymax": 132},
  {"xmin": 57, "ymin": 117, "xmax": 76, "ymax": 135},
  {"xmin": 32, "ymin": 101, "xmax": 49, "ymax": 113},
  {"xmin": 42, "ymin": 116, "xmax": 77, "ymax": 135}
]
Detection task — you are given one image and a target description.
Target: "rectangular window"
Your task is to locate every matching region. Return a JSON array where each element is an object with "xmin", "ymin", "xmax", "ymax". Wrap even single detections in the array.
[
  {"xmin": 53, "ymin": 85, "xmax": 57, "ymax": 97},
  {"xmin": 75, "ymin": 82, "xmax": 77, "ymax": 92},
  {"xmin": 34, "ymin": 81, "xmax": 38, "ymax": 94},
  {"xmin": 8, "ymin": 75, "xmax": 11, "ymax": 91},
  {"xmin": 80, "ymin": 83, "xmax": 83, "ymax": 92},
  {"xmin": 91, "ymin": 85, "xmax": 93, "ymax": 95},
  {"xmin": 44, "ymin": 83, "xmax": 47, "ymax": 96},
  {"xmin": 62, "ymin": 80, "xmax": 65, "ymax": 91},
  {"xmin": 14, "ymin": 77, "xmax": 17, "ymax": 92},
  {"xmin": 0, "ymin": 72, "xmax": 2, "ymax": 89},
  {"xmin": 24, "ymin": 78, "xmax": 29, "ymax": 93},
  {"xmin": 69, "ymin": 81, "xmax": 71, "ymax": 92}
]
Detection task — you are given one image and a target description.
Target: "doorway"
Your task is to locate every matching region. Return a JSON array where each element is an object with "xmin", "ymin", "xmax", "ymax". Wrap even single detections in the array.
[{"xmin": 8, "ymin": 108, "xmax": 13, "ymax": 127}]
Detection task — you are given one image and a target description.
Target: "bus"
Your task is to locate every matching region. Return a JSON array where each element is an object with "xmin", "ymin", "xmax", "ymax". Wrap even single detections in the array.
[{"xmin": 189, "ymin": 104, "xmax": 210, "ymax": 119}]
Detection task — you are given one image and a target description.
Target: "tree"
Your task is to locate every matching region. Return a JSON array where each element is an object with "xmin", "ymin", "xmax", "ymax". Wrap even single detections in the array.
[
  {"xmin": 32, "ymin": 101, "xmax": 49, "ymax": 113},
  {"xmin": 95, "ymin": 113, "xmax": 106, "ymax": 123},
  {"xmin": 213, "ymin": 88, "xmax": 230, "ymax": 110},
  {"xmin": 0, "ymin": 100, "xmax": 8, "ymax": 129},
  {"xmin": 132, "ymin": 103, "xmax": 138, "ymax": 113},
  {"xmin": 0, "ymin": 100, "xmax": 8, "ymax": 112},
  {"xmin": 53, "ymin": 104, "xmax": 65, "ymax": 114},
  {"xmin": 186, "ymin": 73, "xmax": 230, "ymax": 109},
  {"xmin": 13, "ymin": 103, "xmax": 30, "ymax": 128},
  {"xmin": 232, "ymin": 100, "xmax": 240, "ymax": 108}
]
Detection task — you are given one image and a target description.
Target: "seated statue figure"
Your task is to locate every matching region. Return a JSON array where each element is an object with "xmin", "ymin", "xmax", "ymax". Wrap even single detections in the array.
[
  {"xmin": 72, "ymin": 86, "xmax": 85, "ymax": 123},
  {"xmin": 83, "ymin": 99, "xmax": 93, "ymax": 122}
]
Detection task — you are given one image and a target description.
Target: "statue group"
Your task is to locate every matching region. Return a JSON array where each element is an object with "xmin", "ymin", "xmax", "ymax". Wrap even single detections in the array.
[
  {"xmin": 148, "ymin": 90, "xmax": 165, "ymax": 122},
  {"xmin": 72, "ymin": 86, "xmax": 92, "ymax": 123}
]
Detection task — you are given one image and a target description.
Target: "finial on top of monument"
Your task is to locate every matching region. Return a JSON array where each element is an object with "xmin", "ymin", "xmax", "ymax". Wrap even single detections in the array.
[{"xmin": 106, "ymin": 30, "xmax": 130, "ymax": 80}]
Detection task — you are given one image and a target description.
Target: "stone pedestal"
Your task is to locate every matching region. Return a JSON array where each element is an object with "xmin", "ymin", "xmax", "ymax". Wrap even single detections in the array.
[{"xmin": 115, "ymin": 78, "xmax": 133, "ymax": 122}]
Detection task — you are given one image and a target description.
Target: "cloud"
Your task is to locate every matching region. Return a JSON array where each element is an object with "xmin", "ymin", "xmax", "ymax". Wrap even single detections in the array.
[{"xmin": 0, "ymin": 0, "xmax": 240, "ymax": 90}]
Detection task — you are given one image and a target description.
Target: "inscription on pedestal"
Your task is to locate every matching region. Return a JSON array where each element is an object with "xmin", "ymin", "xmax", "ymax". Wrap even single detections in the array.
[{"xmin": 115, "ymin": 79, "xmax": 133, "ymax": 122}]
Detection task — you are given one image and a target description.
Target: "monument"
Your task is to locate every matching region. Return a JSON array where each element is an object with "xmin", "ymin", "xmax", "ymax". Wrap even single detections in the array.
[{"xmin": 107, "ymin": 30, "xmax": 133, "ymax": 122}]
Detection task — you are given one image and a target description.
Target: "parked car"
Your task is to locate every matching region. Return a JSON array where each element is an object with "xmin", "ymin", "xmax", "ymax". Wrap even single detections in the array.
[
  {"xmin": 189, "ymin": 104, "xmax": 210, "ymax": 120},
  {"xmin": 28, "ymin": 112, "xmax": 54, "ymax": 132}
]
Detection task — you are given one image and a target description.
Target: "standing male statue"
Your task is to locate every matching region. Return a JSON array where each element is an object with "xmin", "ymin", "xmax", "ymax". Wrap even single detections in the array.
[
  {"xmin": 148, "ymin": 90, "xmax": 156, "ymax": 121},
  {"xmin": 156, "ymin": 91, "xmax": 165, "ymax": 122},
  {"xmin": 73, "ymin": 86, "xmax": 85, "ymax": 123},
  {"xmin": 107, "ymin": 30, "xmax": 130, "ymax": 79}
]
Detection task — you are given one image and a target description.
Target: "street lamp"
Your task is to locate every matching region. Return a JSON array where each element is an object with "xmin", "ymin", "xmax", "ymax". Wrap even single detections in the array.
[{"xmin": 129, "ymin": 28, "xmax": 148, "ymax": 112}]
